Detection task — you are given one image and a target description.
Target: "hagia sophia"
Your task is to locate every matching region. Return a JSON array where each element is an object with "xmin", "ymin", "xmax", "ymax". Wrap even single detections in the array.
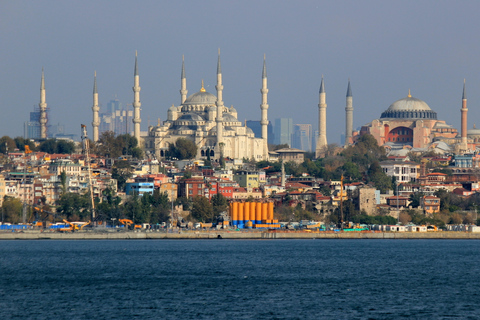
[{"xmin": 316, "ymin": 79, "xmax": 478, "ymax": 157}]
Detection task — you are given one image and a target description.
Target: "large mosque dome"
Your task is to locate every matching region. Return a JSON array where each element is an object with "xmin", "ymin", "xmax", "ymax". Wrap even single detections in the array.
[
  {"xmin": 183, "ymin": 90, "xmax": 216, "ymax": 106},
  {"xmin": 380, "ymin": 92, "xmax": 437, "ymax": 119}
]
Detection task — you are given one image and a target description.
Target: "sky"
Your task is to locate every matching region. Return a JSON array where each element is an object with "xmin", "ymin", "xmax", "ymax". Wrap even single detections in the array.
[{"xmin": 1, "ymin": 0, "xmax": 480, "ymax": 145}]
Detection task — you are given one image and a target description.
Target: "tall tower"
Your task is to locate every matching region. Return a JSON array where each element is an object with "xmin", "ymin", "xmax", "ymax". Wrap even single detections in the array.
[
  {"xmin": 92, "ymin": 71, "xmax": 100, "ymax": 142},
  {"xmin": 345, "ymin": 79, "xmax": 353, "ymax": 145},
  {"xmin": 132, "ymin": 51, "xmax": 142, "ymax": 143},
  {"xmin": 461, "ymin": 79, "xmax": 468, "ymax": 150},
  {"xmin": 315, "ymin": 76, "xmax": 327, "ymax": 158},
  {"xmin": 39, "ymin": 68, "xmax": 47, "ymax": 139},
  {"xmin": 260, "ymin": 55, "xmax": 269, "ymax": 159},
  {"xmin": 180, "ymin": 55, "xmax": 188, "ymax": 104},
  {"xmin": 216, "ymin": 49, "xmax": 224, "ymax": 156}
]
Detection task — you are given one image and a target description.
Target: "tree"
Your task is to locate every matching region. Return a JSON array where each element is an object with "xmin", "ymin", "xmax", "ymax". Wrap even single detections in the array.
[
  {"xmin": 14, "ymin": 137, "xmax": 35, "ymax": 152},
  {"xmin": 211, "ymin": 193, "xmax": 228, "ymax": 216},
  {"xmin": 60, "ymin": 171, "xmax": 67, "ymax": 194},
  {"xmin": 38, "ymin": 139, "xmax": 58, "ymax": 153},
  {"xmin": 56, "ymin": 140, "xmax": 76, "ymax": 154},
  {"xmin": 190, "ymin": 196, "xmax": 213, "ymax": 222},
  {"xmin": 111, "ymin": 160, "xmax": 133, "ymax": 192},
  {"xmin": 97, "ymin": 131, "xmax": 121, "ymax": 158},
  {"xmin": 56, "ymin": 193, "xmax": 91, "ymax": 221},
  {"xmin": 0, "ymin": 136, "xmax": 17, "ymax": 154},
  {"xmin": 169, "ymin": 138, "xmax": 197, "ymax": 160},
  {"xmin": 409, "ymin": 192, "xmax": 425, "ymax": 208},
  {"xmin": 1, "ymin": 196, "xmax": 23, "ymax": 223}
]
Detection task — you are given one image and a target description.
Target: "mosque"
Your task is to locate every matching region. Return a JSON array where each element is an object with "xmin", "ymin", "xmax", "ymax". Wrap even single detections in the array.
[
  {"xmin": 91, "ymin": 52, "xmax": 269, "ymax": 161},
  {"xmin": 315, "ymin": 78, "xmax": 477, "ymax": 157}
]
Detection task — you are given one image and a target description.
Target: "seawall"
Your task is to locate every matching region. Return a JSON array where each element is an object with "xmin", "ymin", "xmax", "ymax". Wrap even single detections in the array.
[{"xmin": 1, "ymin": 230, "xmax": 480, "ymax": 240}]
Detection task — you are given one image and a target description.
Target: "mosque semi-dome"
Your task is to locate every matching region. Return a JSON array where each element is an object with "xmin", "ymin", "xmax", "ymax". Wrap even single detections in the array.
[{"xmin": 380, "ymin": 92, "xmax": 437, "ymax": 120}]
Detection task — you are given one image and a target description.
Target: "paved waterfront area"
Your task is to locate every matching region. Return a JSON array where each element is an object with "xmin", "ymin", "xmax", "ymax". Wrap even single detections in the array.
[{"xmin": 1, "ymin": 230, "xmax": 480, "ymax": 240}]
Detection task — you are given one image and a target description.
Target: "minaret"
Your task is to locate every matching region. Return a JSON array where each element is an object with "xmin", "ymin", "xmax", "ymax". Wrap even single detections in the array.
[
  {"xmin": 461, "ymin": 79, "xmax": 468, "ymax": 150},
  {"xmin": 315, "ymin": 76, "xmax": 327, "ymax": 158},
  {"xmin": 216, "ymin": 49, "xmax": 224, "ymax": 155},
  {"xmin": 260, "ymin": 54, "xmax": 269, "ymax": 160},
  {"xmin": 180, "ymin": 55, "xmax": 187, "ymax": 104},
  {"xmin": 92, "ymin": 71, "xmax": 100, "ymax": 142},
  {"xmin": 132, "ymin": 51, "xmax": 142, "ymax": 143},
  {"xmin": 39, "ymin": 68, "xmax": 47, "ymax": 139},
  {"xmin": 345, "ymin": 79, "xmax": 353, "ymax": 145}
]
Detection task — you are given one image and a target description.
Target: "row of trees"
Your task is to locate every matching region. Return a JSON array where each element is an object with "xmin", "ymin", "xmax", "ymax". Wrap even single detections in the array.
[
  {"xmin": 257, "ymin": 134, "xmax": 393, "ymax": 193},
  {"xmin": 0, "ymin": 136, "xmax": 76, "ymax": 154},
  {"xmin": 0, "ymin": 131, "xmax": 144, "ymax": 159}
]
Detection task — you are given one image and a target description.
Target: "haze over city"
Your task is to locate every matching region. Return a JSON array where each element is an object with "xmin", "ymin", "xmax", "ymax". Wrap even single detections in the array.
[{"xmin": 1, "ymin": 0, "xmax": 480, "ymax": 144}]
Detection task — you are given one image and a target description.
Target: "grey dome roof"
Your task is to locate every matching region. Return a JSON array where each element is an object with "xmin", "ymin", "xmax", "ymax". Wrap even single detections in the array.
[
  {"xmin": 184, "ymin": 91, "xmax": 216, "ymax": 105},
  {"xmin": 387, "ymin": 96, "xmax": 431, "ymax": 112},
  {"xmin": 468, "ymin": 125, "xmax": 480, "ymax": 136},
  {"xmin": 380, "ymin": 93, "xmax": 437, "ymax": 120},
  {"xmin": 177, "ymin": 113, "xmax": 205, "ymax": 121},
  {"xmin": 222, "ymin": 113, "xmax": 238, "ymax": 122}
]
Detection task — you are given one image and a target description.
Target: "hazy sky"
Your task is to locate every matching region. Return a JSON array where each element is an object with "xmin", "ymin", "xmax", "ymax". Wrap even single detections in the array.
[{"xmin": 1, "ymin": 0, "xmax": 480, "ymax": 144}]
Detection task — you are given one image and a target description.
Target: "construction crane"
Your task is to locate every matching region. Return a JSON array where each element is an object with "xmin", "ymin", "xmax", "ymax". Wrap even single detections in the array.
[{"xmin": 81, "ymin": 124, "xmax": 96, "ymax": 225}]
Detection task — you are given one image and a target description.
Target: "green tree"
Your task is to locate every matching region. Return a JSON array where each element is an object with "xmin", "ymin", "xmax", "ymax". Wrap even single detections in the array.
[
  {"xmin": 211, "ymin": 193, "xmax": 228, "ymax": 216},
  {"xmin": 56, "ymin": 140, "xmax": 76, "ymax": 154},
  {"xmin": 169, "ymin": 138, "xmax": 197, "ymax": 160},
  {"xmin": 56, "ymin": 193, "xmax": 91, "ymax": 220},
  {"xmin": 14, "ymin": 137, "xmax": 35, "ymax": 152},
  {"xmin": 0, "ymin": 136, "xmax": 17, "ymax": 154},
  {"xmin": 111, "ymin": 160, "xmax": 133, "ymax": 192},
  {"xmin": 1, "ymin": 196, "xmax": 23, "ymax": 223},
  {"xmin": 38, "ymin": 139, "xmax": 58, "ymax": 153},
  {"xmin": 409, "ymin": 192, "xmax": 425, "ymax": 208},
  {"xmin": 60, "ymin": 171, "xmax": 67, "ymax": 194},
  {"xmin": 97, "ymin": 131, "xmax": 121, "ymax": 158},
  {"xmin": 190, "ymin": 196, "xmax": 213, "ymax": 222}
]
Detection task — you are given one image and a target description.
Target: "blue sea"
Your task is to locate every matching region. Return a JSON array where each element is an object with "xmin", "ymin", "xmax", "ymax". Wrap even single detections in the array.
[{"xmin": 0, "ymin": 239, "xmax": 479, "ymax": 319}]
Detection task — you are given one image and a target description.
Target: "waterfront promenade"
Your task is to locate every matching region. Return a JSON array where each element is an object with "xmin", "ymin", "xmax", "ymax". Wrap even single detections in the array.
[{"xmin": 1, "ymin": 230, "xmax": 480, "ymax": 240}]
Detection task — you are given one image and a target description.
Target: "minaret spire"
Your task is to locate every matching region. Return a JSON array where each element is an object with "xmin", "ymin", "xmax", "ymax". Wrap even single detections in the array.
[
  {"xmin": 180, "ymin": 55, "xmax": 188, "ymax": 104},
  {"xmin": 39, "ymin": 68, "xmax": 48, "ymax": 139},
  {"xmin": 92, "ymin": 71, "xmax": 100, "ymax": 142},
  {"xmin": 345, "ymin": 78, "xmax": 353, "ymax": 145},
  {"xmin": 216, "ymin": 49, "xmax": 225, "ymax": 158},
  {"xmin": 132, "ymin": 51, "xmax": 142, "ymax": 143},
  {"xmin": 460, "ymin": 79, "xmax": 468, "ymax": 152},
  {"xmin": 316, "ymin": 75, "xmax": 327, "ymax": 158},
  {"xmin": 260, "ymin": 54, "xmax": 269, "ymax": 160}
]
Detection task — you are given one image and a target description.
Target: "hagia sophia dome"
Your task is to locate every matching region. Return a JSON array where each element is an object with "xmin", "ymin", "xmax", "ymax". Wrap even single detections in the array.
[{"xmin": 380, "ymin": 91, "xmax": 438, "ymax": 120}]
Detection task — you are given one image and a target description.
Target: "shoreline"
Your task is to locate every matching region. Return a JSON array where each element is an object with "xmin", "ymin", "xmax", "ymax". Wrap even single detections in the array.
[{"xmin": 1, "ymin": 230, "xmax": 480, "ymax": 240}]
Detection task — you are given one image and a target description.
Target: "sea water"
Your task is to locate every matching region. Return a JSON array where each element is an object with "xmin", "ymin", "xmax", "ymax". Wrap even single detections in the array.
[{"xmin": 0, "ymin": 239, "xmax": 479, "ymax": 319}]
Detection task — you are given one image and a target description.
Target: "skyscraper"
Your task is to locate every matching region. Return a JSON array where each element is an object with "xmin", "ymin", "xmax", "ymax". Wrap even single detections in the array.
[
  {"xmin": 274, "ymin": 118, "xmax": 293, "ymax": 146},
  {"xmin": 292, "ymin": 124, "xmax": 312, "ymax": 152}
]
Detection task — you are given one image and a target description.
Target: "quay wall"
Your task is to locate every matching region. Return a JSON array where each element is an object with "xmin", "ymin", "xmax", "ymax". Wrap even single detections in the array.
[{"xmin": 1, "ymin": 230, "xmax": 480, "ymax": 240}]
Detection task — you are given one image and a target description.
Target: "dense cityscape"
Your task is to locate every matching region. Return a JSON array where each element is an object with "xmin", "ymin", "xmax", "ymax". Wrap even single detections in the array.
[{"xmin": 1, "ymin": 64, "xmax": 480, "ymax": 235}]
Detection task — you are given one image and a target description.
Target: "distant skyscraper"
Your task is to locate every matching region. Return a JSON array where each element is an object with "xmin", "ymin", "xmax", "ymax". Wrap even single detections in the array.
[
  {"xmin": 274, "ymin": 118, "xmax": 293, "ymax": 146},
  {"xmin": 292, "ymin": 124, "xmax": 312, "ymax": 152},
  {"xmin": 99, "ymin": 98, "xmax": 133, "ymax": 136},
  {"xmin": 312, "ymin": 130, "xmax": 319, "ymax": 152},
  {"xmin": 24, "ymin": 106, "xmax": 50, "ymax": 139},
  {"xmin": 246, "ymin": 120, "xmax": 274, "ymax": 144}
]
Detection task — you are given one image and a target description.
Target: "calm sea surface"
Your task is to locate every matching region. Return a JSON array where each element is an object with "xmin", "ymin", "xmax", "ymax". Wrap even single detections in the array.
[{"xmin": 0, "ymin": 239, "xmax": 479, "ymax": 319}]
